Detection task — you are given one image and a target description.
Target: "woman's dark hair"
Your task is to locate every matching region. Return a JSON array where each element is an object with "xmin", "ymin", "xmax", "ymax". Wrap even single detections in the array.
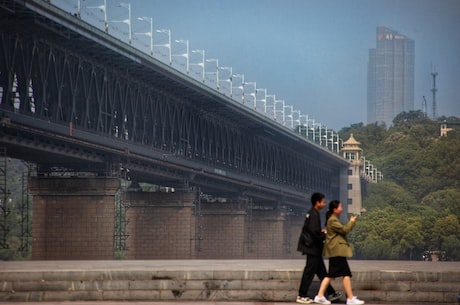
[{"xmin": 326, "ymin": 200, "xmax": 341, "ymax": 224}]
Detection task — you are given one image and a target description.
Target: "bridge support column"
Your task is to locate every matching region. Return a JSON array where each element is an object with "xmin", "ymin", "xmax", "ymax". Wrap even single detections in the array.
[
  {"xmin": 29, "ymin": 177, "xmax": 120, "ymax": 260},
  {"xmin": 283, "ymin": 212, "xmax": 305, "ymax": 258},
  {"xmin": 244, "ymin": 209, "xmax": 287, "ymax": 258},
  {"xmin": 125, "ymin": 190, "xmax": 196, "ymax": 259},
  {"xmin": 196, "ymin": 202, "xmax": 248, "ymax": 259}
]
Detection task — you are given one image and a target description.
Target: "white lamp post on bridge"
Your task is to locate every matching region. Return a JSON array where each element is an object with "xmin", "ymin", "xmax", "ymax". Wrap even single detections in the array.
[
  {"xmin": 244, "ymin": 82, "xmax": 256, "ymax": 108},
  {"xmin": 266, "ymin": 94, "xmax": 276, "ymax": 119},
  {"xmin": 313, "ymin": 122, "xmax": 322, "ymax": 145},
  {"xmin": 155, "ymin": 29, "xmax": 172, "ymax": 65},
  {"xmin": 284, "ymin": 105, "xmax": 293, "ymax": 127},
  {"xmin": 335, "ymin": 134, "xmax": 342, "ymax": 153},
  {"xmin": 84, "ymin": 0, "xmax": 108, "ymax": 32},
  {"xmin": 308, "ymin": 119, "xmax": 316, "ymax": 142},
  {"xmin": 76, "ymin": 0, "xmax": 82, "ymax": 18},
  {"xmin": 274, "ymin": 99, "xmax": 285, "ymax": 122},
  {"xmin": 205, "ymin": 58, "xmax": 219, "ymax": 90},
  {"xmin": 256, "ymin": 88, "xmax": 267, "ymax": 114},
  {"xmin": 219, "ymin": 67, "xmax": 233, "ymax": 96},
  {"xmin": 321, "ymin": 126, "xmax": 329, "ymax": 147},
  {"xmin": 191, "ymin": 49, "xmax": 205, "ymax": 82},
  {"xmin": 135, "ymin": 17, "xmax": 153, "ymax": 56},
  {"xmin": 110, "ymin": 2, "xmax": 132, "ymax": 44},
  {"xmin": 292, "ymin": 109, "xmax": 301, "ymax": 130},
  {"xmin": 299, "ymin": 114, "xmax": 309, "ymax": 136},
  {"xmin": 173, "ymin": 39, "xmax": 189, "ymax": 74},
  {"xmin": 327, "ymin": 129, "xmax": 335, "ymax": 151},
  {"xmin": 232, "ymin": 74, "xmax": 244, "ymax": 102}
]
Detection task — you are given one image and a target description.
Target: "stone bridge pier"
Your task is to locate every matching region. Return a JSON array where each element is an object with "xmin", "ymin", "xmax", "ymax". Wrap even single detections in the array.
[
  {"xmin": 124, "ymin": 190, "xmax": 304, "ymax": 259},
  {"xmin": 29, "ymin": 177, "xmax": 120, "ymax": 260},
  {"xmin": 28, "ymin": 177, "xmax": 305, "ymax": 260}
]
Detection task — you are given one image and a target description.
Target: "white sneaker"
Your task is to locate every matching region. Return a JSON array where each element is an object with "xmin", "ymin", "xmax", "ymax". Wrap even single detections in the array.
[
  {"xmin": 346, "ymin": 296, "xmax": 365, "ymax": 305},
  {"xmin": 296, "ymin": 296, "xmax": 314, "ymax": 304},
  {"xmin": 314, "ymin": 295, "xmax": 331, "ymax": 304}
]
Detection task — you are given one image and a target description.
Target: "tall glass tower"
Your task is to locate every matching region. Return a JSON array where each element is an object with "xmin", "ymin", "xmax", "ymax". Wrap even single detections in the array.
[{"xmin": 367, "ymin": 26, "xmax": 415, "ymax": 127}]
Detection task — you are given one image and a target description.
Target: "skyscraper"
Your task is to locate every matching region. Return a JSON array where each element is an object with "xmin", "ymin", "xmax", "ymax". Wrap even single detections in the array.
[{"xmin": 367, "ymin": 26, "xmax": 415, "ymax": 127}]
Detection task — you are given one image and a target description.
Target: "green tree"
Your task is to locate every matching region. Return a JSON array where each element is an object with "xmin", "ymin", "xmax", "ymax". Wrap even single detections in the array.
[
  {"xmin": 421, "ymin": 189, "xmax": 460, "ymax": 220},
  {"xmin": 442, "ymin": 235, "xmax": 460, "ymax": 260},
  {"xmin": 362, "ymin": 180, "xmax": 416, "ymax": 211},
  {"xmin": 430, "ymin": 215, "xmax": 460, "ymax": 247},
  {"xmin": 350, "ymin": 207, "xmax": 397, "ymax": 259}
]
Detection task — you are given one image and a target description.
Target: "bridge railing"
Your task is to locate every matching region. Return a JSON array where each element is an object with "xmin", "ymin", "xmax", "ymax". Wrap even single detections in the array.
[{"xmin": 51, "ymin": 0, "xmax": 343, "ymax": 156}]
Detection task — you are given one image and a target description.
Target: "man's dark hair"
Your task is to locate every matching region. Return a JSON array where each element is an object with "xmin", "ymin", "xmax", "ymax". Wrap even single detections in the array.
[{"xmin": 310, "ymin": 192, "xmax": 325, "ymax": 206}]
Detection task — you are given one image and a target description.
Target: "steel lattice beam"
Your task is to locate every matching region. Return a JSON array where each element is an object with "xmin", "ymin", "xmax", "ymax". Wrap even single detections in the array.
[{"xmin": 0, "ymin": 0, "xmax": 347, "ymax": 206}]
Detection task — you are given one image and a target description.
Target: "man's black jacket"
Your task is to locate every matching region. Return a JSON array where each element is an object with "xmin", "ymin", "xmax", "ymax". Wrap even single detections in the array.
[{"xmin": 297, "ymin": 207, "xmax": 326, "ymax": 255}]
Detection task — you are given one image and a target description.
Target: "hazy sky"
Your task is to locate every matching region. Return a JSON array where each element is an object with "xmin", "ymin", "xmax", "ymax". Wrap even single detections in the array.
[{"xmin": 67, "ymin": 0, "xmax": 460, "ymax": 130}]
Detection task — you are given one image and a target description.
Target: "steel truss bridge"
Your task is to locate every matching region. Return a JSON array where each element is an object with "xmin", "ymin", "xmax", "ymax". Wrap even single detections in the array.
[{"xmin": 0, "ymin": 0, "xmax": 349, "ymax": 209}]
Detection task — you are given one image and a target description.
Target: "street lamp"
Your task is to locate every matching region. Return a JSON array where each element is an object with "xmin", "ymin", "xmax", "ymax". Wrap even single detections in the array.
[
  {"xmin": 335, "ymin": 134, "xmax": 342, "ymax": 153},
  {"xmin": 292, "ymin": 109, "xmax": 301, "ymax": 129},
  {"xmin": 191, "ymin": 49, "xmax": 205, "ymax": 82},
  {"xmin": 244, "ymin": 82, "xmax": 256, "ymax": 108},
  {"xmin": 173, "ymin": 39, "xmax": 189, "ymax": 74},
  {"xmin": 337, "ymin": 137, "xmax": 343, "ymax": 154},
  {"xmin": 274, "ymin": 99, "xmax": 285, "ymax": 122},
  {"xmin": 308, "ymin": 119, "xmax": 316, "ymax": 141},
  {"xmin": 329, "ymin": 130, "xmax": 341, "ymax": 153},
  {"xmin": 136, "ymin": 17, "xmax": 153, "ymax": 55},
  {"xmin": 284, "ymin": 105, "xmax": 293, "ymax": 127},
  {"xmin": 111, "ymin": 2, "xmax": 132, "ymax": 44},
  {"xmin": 299, "ymin": 114, "xmax": 309, "ymax": 136},
  {"xmin": 76, "ymin": 0, "xmax": 82, "ymax": 18},
  {"xmin": 85, "ymin": 0, "xmax": 108, "ymax": 32},
  {"xmin": 266, "ymin": 94, "xmax": 276, "ymax": 119},
  {"xmin": 205, "ymin": 58, "xmax": 219, "ymax": 90},
  {"xmin": 219, "ymin": 67, "xmax": 232, "ymax": 96},
  {"xmin": 155, "ymin": 29, "xmax": 171, "ymax": 64},
  {"xmin": 231, "ymin": 74, "xmax": 244, "ymax": 102},
  {"xmin": 313, "ymin": 122, "xmax": 322, "ymax": 144},
  {"xmin": 321, "ymin": 125, "xmax": 328, "ymax": 147},
  {"xmin": 256, "ymin": 88, "xmax": 267, "ymax": 114}
]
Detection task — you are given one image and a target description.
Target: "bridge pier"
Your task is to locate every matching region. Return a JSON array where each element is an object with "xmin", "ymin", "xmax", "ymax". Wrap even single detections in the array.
[
  {"xmin": 124, "ymin": 191, "xmax": 304, "ymax": 259},
  {"xmin": 197, "ymin": 202, "xmax": 248, "ymax": 259},
  {"xmin": 29, "ymin": 177, "xmax": 120, "ymax": 260},
  {"xmin": 124, "ymin": 190, "xmax": 197, "ymax": 259},
  {"xmin": 244, "ymin": 209, "xmax": 286, "ymax": 258}
]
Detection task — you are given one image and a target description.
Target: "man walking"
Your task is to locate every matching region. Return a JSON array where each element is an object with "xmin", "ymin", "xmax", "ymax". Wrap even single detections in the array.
[{"xmin": 296, "ymin": 192, "xmax": 342, "ymax": 304}]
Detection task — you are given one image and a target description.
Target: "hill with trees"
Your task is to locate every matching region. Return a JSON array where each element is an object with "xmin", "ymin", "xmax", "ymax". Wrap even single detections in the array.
[{"xmin": 339, "ymin": 111, "xmax": 460, "ymax": 260}]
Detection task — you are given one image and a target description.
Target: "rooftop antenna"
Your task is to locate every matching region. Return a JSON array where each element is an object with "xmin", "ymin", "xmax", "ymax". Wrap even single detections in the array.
[{"xmin": 431, "ymin": 66, "xmax": 438, "ymax": 119}]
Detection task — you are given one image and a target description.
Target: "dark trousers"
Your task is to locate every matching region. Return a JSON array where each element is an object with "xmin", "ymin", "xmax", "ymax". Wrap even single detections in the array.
[{"xmin": 298, "ymin": 254, "xmax": 336, "ymax": 297}]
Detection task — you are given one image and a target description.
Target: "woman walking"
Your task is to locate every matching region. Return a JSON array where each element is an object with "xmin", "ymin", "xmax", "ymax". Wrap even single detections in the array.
[{"xmin": 313, "ymin": 200, "xmax": 365, "ymax": 305}]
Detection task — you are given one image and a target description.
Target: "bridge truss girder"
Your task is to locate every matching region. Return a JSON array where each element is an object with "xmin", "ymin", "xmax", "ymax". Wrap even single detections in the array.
[{"xmin": 0, "ymin": 1, "xmax": 346, "ymax": 208}]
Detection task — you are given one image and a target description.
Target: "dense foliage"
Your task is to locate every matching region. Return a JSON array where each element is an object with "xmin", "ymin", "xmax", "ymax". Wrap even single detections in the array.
[{"xmin": 340, "ymin": 111, "xmax": 460, "ymax": 260}]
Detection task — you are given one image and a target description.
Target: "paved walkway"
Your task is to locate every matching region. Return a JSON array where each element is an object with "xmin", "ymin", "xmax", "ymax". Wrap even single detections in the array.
[
  {"xmin": 1, "ymin": 301, "xmax": 449, "ymax": 304},
  {"xmin": 1, "ymin": 259, "xmax": 459, "ymax": 273}
]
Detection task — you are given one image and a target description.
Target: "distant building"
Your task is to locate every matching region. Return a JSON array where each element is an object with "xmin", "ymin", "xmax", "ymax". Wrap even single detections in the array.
[
  {"xmin": 367, "ymin": 26, "xmax": 415, "ymax": 127},
  {"xmin": 440, "ymin": 120, "xmax": 460, "ymax": 136}
]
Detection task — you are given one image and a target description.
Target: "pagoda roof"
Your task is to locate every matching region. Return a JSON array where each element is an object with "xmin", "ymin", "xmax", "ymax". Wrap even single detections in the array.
[{"xmin": 343, "ymin": 133, "xmax": 361, "ymax": 145}]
